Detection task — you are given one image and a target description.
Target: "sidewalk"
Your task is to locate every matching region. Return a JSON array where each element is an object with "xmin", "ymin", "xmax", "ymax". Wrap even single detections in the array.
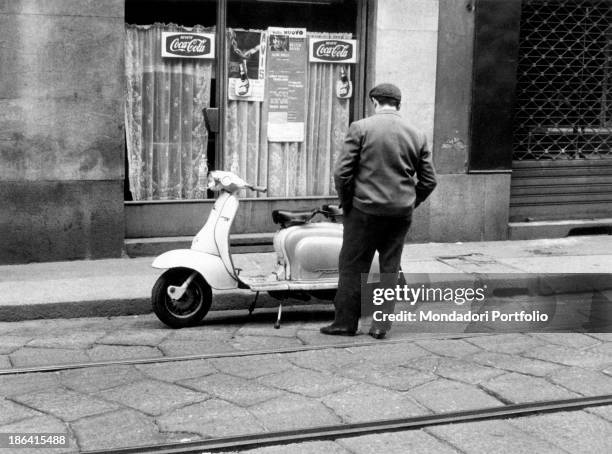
[{"xmin": 1, "ymin": 235, "xmax": 611, "ymax": 322}]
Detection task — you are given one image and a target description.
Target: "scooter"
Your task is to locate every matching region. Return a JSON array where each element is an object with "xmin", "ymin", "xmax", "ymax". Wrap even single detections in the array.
[{"xmin": 151, "ymin": 170, "xmax": 346, "ymax": 329}]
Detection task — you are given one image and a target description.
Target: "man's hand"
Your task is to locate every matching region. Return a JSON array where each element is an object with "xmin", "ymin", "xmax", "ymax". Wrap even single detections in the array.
[{"xmin": 339, "ymin": 202, "xmax": 352, "ymax": 215}]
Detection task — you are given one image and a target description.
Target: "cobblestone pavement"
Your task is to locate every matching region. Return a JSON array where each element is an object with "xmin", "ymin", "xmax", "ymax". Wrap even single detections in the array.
[{"xmin": 0, "ymin": 311, "xmax": 611, "ymax": 453}]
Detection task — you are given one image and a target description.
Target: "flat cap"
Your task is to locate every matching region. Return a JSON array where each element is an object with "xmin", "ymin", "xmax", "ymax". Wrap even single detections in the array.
[{"xmin": 369, "ymin": 83, "xmax": 401, "ymax": 102}]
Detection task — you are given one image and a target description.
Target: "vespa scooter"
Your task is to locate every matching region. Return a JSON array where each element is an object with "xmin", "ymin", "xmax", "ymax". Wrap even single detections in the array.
[{"xmin": 151, "ymin": 170, "xmax": 346, "ymax": 329}]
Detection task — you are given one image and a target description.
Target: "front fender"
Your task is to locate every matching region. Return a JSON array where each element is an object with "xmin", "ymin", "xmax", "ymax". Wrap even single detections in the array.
[{"xmin": 152, "ymin": 249, "xmax": 238, "ymax": 290}]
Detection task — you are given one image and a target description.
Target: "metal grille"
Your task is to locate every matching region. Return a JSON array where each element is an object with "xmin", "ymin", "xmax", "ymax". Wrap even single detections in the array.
[{"xmin": 512, "ymin": 0, "xmax": 611, "ymax": 160}]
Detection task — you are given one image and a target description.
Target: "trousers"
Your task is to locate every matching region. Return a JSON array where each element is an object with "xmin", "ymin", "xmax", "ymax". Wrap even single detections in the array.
[{"xmin": 332, "ymin": 207, "xmax": 412, "ymax": 331}]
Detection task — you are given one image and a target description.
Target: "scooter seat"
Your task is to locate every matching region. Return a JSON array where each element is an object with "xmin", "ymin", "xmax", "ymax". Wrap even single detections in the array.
[{"xmin": 272, "ymin": 209, "xmax": 314, "ymax": 228}]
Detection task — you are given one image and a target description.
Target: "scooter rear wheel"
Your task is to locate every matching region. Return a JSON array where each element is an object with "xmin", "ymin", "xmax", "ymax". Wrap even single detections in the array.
[{"xmin": 152, "ymin": 268, "xmax": 212, "ymax": 328}]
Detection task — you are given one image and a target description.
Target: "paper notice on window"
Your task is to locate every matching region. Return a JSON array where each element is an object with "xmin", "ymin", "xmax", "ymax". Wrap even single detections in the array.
[
  {"xmin": 228, "ymin": 30, "xmax": 266, "ymax": 102},
  {"xmin": 266, "ymin": 27, "xmax": 307, "ymax": 142}
]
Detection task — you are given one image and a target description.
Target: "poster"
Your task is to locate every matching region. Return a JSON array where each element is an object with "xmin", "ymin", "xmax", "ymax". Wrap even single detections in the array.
[
  {"xmin": 228, "ymin": 29, "xmax": 266, "ymax": 102},
  {"xmin": 266, "ymin": 27, "xmax": 307, "ymax": 142}
]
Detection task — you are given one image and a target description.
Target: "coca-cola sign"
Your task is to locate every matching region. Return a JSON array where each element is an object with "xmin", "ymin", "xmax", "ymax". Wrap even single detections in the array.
[
  {"xmin": 309, "ymin": 38, "xmax": 357, "ymax": 63},
  {"xmin": 161, "ymin": 32, "xmax": 215, "ymax": 59}
]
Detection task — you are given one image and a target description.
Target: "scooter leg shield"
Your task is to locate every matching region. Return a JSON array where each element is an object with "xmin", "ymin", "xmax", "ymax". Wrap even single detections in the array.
[{"xmin": 152, "ymin": 249, "xmax": 238, "ymax": 290}]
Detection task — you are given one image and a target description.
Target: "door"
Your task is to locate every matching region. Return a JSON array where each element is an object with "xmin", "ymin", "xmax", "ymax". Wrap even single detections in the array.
[{"xmin": 509, "ymin": 0, "xmax": 612, "ymax": 222}]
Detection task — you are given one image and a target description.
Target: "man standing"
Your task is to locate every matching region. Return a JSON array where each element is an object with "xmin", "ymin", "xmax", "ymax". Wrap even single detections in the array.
[{"xmin": 320, "ymin": 83, "xmax": 437, "ymax": 339}]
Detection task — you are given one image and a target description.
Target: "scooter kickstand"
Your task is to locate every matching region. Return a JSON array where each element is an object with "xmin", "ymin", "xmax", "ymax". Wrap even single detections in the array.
[
  {"xmin": 274, "ymin": 300, "xmax": 283, "ymax": 329},
  {"xmin": 248, "ymin": 292, "xmax": 260, "ymax": 316}
]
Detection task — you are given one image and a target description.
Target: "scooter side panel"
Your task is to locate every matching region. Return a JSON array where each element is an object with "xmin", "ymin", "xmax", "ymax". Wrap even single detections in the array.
[
  {"xmin": 152, "ymin": 249, "xmax": 239, "ymax": 290},
  {"xmin": 280, "ymin": 223, "xmax": 343, "ymax": 281}
]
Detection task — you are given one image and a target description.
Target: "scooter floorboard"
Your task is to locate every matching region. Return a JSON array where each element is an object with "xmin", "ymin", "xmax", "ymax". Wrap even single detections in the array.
[{"xmin": 241, "ymin": 275, "xmax": 337, "ymax": 292}]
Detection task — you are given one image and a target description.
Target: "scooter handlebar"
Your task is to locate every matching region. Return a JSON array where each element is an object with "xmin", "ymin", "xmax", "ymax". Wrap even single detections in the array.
[{"xmin": 247, "ymin": 185, "xmax": 267, "ymax": 193}]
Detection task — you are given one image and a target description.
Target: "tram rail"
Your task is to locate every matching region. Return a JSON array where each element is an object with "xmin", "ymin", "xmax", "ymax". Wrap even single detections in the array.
[
  {"xmin": 0, "ymin": 333, "xmax": 490, "ymax": 376},
  {"xmin": 80, "ymin": 394, "xmax": 612, "ymax": 454}
]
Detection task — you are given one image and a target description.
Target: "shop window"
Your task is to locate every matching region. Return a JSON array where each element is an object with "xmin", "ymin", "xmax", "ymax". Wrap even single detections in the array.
[{"xmin": 124, "ymin": 0, "xmax": 360, "ymax": 200}]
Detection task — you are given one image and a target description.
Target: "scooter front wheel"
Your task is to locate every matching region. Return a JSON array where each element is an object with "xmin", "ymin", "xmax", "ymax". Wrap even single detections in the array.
[{"xmin": 152, "ymin": 268, "xmax": 212, "ymax": 328}]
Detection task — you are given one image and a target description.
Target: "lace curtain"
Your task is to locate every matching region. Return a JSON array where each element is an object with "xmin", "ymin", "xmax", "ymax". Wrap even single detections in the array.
[
  {"xmin": 125, "ymin": 24, "xmax": 213, "ymax": 200},
  {"xmin": 224, "ymin": 31, "xmax": 352, "ymax": 197}
]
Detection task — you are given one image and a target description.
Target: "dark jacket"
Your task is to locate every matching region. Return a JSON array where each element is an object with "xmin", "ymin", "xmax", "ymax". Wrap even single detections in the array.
[{"xmin": 334, "ymin": 110, "xmax": 437, "ymax": 217}]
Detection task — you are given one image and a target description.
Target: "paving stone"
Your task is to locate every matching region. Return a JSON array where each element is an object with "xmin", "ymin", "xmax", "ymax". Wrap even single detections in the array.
[
  {"xmin": 428, "ymin": 419, "xmax": 563, "ymax": 454},
  {"xmin": 26, "ymin": 332, "xmax": 106, "ymax": 350},
  {"xmin": 481, "ymin": 372, "xmax": 579, "ymax": 403},
  {"xmin": 339, "ymin": 430, "xmax": 459, "ymax": 454},
  {"xmin": 230, "ymin": 335, "xmax": 304, "ymax": 351},
  {"xmin": 587, "ymin": 342, "xmax": 612, "ymax": 356},
  {"xmin": 180, "ymin": 373, "xmax": 285, "ymax": 407},
  {"xmin": 350, "ymin": 342, "xmax": 431, "ymax": 366},
  {"xmin": 97, "ymin": 379, "xmax": 207, "ymax": 416},
  {"xmin": 284, "ymin": 348, "xmax": 360, "ymax": 373},
  {"xmin": 525, "ymin": 345, "xmax": 612, "ymax": 369},
  {"xmin": 529, "ymin": 332, "xmax": 602, "ymax": 349},
  {"xmin": 510, "ymin": 411, "xmax": 612, "ymax": 454},
  {"xmin": 321, "ymin": 383, "xmax": 429, "ymax": 423},
  {"xmin": 158, "ymin": 398, "xmax": 265, "ymax": 437},
  {"xmin": 432, "ymin": 357, "xmax": 505, "ymax": 384},
  {"xmin": 549, "ymin": 367, "xmax": 612, "ymax": 396},
  {"xmin": 471, "ymin": 351, "xmax": 562, "ymax": 377},
  {"xmin": 87, "ymin": 344, "xmax": 162, "ymax": 361},
  {"xmin": 339, "ymin": 362, "xmax": 436, "ymax": 391},
  {"xmin": 0, "ymin": 372, "xmax": 61, "ymax": 397},
  {"xmin": 409, "ymin": 379, "xmax": 503, "ymax": 413},
  {"xmin": 166, "ymin": 324, "xmax": 238, "ymax": 341},
  {"xmin": 10, "ymin": 347, "xmax": 90, "ymax": 367},
  {"xmin": 586, "ymin": 405, "xmax": 612, "ymax": 422},
  {"xmin": 296, "ymin": 330, "xmax": 372, "ymax": 346},
  {"xmin": 0, "ymin": 355, "xmax": 11, "ymax": 369},
  {"xmin": 72, "ymin": 409, "xmax": 165, "ymax": 451},
  {"xmin": 465, "ymin": 333, "xmax": 545, "ymax": 354},
  {"xmin": 105, "ymin": 314, "xmax": 164, "ymax": 330},
  {"xmin": 260, "ymin": 367, "xmax": 356, "ymax": 398},
  {"xmin": 158, "ymin": 339, "xmax": 237, "ymax": 356},
  {"xmin": 244, "ymin": 441, "xmax": 351, "ymax": 454},
  {"xmin": 136, "ymin": 359, "xmax": 217, "ymax": 382},
  {"xmin": 12, "ymin": 388, "xmax": 119, "ymax": 422},
  {"xmin": 0, "ymin": 398, "xmax": 42, "ymax": 425},
  {"xmin": 295, "ymin": 320, "xmax": 334, "ymax": 331},
  {"xmin": 60, "ymin": 365, "xmax": 145, "ymax": 394},
  {"xmin": 587, "ymin": 333, "xmax": 612, "ymax": 342},
  {"xmin": 415, "ymin": 339, "xmax": 482, "ymax": 358},
  {"xmin": 0, "ymin": 335, "xmax": 33, "ymax": 354},
  {"xmin": 400, "ymin": 356, "xmax": 441, "ymax": 373},
  {"xmin": 0, "ymin": 415, "xmax": 76, "ymax": 454},
  {"xmin": 211, "ymin": 354, "xmax": 294, "ymax": 379},
  {"xmin": 96, "ymin": 329, "xmax": 170, "ymax": 347},
  {"xmin": 235, "ymin": 324, "xmax": 299, "ymax": 338},
  {"xmin": 248, "ymin": 394, "xmax": 341, "ymax": 431},
  {"xmin": 0, "ymin": 322, "xmax": 19, "ymax": 333}
]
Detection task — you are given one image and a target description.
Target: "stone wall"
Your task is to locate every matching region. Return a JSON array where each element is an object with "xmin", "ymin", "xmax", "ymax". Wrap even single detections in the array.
[
  {"xmin": 0, "ymin": 0, "xmax": 125, "ymax": 263},
  {"xmin": 370, "ymin": 0, "xmax": 439, "ymax": 145},
  {"xmin": 372, "ymin": 0, "xmax": 510, "ymax": 241}
]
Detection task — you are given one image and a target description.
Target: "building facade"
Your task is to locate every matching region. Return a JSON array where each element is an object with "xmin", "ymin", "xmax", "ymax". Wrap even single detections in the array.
[{"xmin": 1, "ymin": 0, "xmax": 610, "ymax": 264}]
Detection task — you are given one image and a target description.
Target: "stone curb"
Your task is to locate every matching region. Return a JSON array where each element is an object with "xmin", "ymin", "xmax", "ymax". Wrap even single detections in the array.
[{"xmin": 3, "ymin": 272, "xmax": 606, "ymax": 323}]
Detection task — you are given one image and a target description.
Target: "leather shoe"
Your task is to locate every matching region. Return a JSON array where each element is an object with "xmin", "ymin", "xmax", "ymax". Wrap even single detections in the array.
[
  {"xmin": 369, "ymin": 329, "xmax": 386, "ymax": 340},
  {"xmin": 320, "ymin": 325, "xmax": 358, "ymax": 336}
]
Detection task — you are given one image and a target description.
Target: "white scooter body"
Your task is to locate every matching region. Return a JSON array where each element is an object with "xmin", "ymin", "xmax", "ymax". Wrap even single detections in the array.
[
  {"xmin": 152, "ymin": 171, "xmax": 361, "ymax": 328},
  {"xmin": 152, "ymin": 191, "xmax": 241, "ymax": 290}
]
